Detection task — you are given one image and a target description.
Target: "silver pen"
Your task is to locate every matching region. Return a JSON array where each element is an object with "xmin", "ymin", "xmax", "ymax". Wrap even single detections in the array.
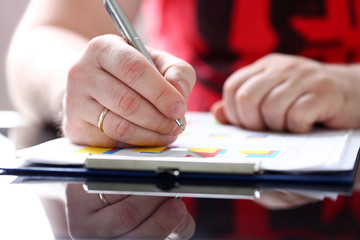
[{"xmin": 104, "ymin": 0, "xmax": 185, "ymax": 130}]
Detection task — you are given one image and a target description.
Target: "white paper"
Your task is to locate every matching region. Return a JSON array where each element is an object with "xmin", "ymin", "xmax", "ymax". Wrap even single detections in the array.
[
  {"xmin": 0, "ymin": 133, "xmax": 18, "ymax": 168},
  {"xmin": 0, "ymin": 111, "xmax": 24, "ymax": 128}
]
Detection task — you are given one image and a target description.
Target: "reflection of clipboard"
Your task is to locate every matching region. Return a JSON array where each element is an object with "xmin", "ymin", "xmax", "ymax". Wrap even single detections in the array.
[
  {"xmin": 84, "ymin": 181, "xmax": 261, "ymax": 199},
  {"xmin": 82, "ymin": 167, "xmax": 357, "ymax": 199}
]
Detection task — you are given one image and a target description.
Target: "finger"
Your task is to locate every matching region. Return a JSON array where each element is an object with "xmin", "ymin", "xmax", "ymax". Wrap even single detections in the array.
[
  {"xmin": 210, "ymin": 100, "xmax": 230, "ymax": 124},
  {"xmin": 233, "ymin": 69, "xmax": 285, "ymax": 130},
  {"xmin": 66, "ymin": 184, "xmax": 129, "ymax": 213},
  {"xmin": 167, "ymin": 212, "xmax": 196, "ymax": 240},
  {"xmin": 223, "ymin": 64, "xmax": 263, "ymax": 126},
  {"xmin": 90, "ymin": 196, "xmax": 170, "ymax": 238},
  {"xmin": 81, "ymin": 67, "xmax": 182, "ymax": 136},
  {"xmin": 123, "ymin": 199, "xmax": 195, "ymax": 240},
  {"xmin": 286, "ymin": 92, "xmax": 326, "ymax": 133},
  {"xmin": 261, "ymin": 76, "xmax": 306, "ymax": 131},
  {"xmin": 88, "ymin": 35, "xmax": 187, "ymax": 121},
  {"xmin": 101, "ymin": 109, "xmax": 179, "ymax": 146},
  {"xmin": 150, "ymin": 48, "xmax": 196, "ymax": 100}
]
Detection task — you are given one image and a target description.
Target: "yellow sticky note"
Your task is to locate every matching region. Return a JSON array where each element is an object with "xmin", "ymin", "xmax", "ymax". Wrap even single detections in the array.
[
  {"xmin": 75, "ymin": 146, "xmax": 113, "ymax": 154},
  {"xmin": 189, "ymin": 148, "xmax": 218, "ymax": 153}
]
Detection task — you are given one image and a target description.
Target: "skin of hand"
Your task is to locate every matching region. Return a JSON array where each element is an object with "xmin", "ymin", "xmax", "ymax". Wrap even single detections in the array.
[
  {"xmin": 212, "ymin": 53, "xmax": 360, "ymax": 133},
  {"xmin": 62, "ymin": 34, "xmax": 195, "ymax": 147},
  {"xmin": 254, "ymin": 190, "xmax": 319, "ymax": 210},
  {"xmin": 65, "ymin": 184, "xmax": 195, "ymax": 239}
]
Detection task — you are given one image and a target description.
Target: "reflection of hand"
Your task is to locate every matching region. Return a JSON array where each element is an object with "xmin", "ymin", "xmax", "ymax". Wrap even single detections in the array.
[
  {"xmin": 212, "ymin": 53, "xmax": 360, "ymax": 132},
  {"xmin": 66, "ymin": 184, "xmax": 195, "ymax": 239},
  {"xmin": 255, "ymin": 190, "xmax": 319, "ymax": 210},
  {"xmin": 62, "ymin": 34, "xmax": 195, "ymax": 147}
]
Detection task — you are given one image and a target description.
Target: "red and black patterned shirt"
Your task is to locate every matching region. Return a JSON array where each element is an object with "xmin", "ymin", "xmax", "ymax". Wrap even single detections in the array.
[{"xmin": 143, "ymin": 0, "xmax": 360, "ymax": 238}]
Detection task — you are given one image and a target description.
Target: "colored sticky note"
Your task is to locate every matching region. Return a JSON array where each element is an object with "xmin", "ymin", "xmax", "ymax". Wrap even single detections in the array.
[
  {"xmin": 188, "ymin": 148, "xmax": 225, "ymax": 157},
  {"xmin": 240, "ymin": 150, "xmax": 273, "ymax": 155},
  {"xmin": 132, "ymin": 147, "xmax": 168, "ymax": 153},
  {"xmin": 240, "ymin": 150, "xmax": 279, "ymax": 158},
  {"xmin": 75, "ymin": 147, "xmax": 113, "ymax": 154},
  {"xmin": 189, "ymin": 148, "xmax": 218, "ymax": 153}
]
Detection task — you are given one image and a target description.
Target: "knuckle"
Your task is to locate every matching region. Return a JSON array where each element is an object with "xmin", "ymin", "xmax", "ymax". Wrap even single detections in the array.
[
  {"xmin": 153, "ymin": 88, "xmax": 168, "ymax": 106},
  {"xmin": 261, "ymin": 102, "xmax": 276, "ymax": 120},
  {"xmin": 261, "ymin": 103, "xmax": 284, "ymax": 131},
  {"xmin": 67, "ymin": 62, "xmax": 86, "ymax": 90},
  {"xmin": 182, "ymin": 61, "xmax": 196, "ymax": 76},
  {"xmin": 114, "ymin": 202, "xmax": 140, "ymax": 231},
  {"xmin": 121, "ymin": 53, "xmax": 147, "ymax": 85},
  {"xmin": 261, "ymin": 53, "xmax": 281, "ymax": 62},
  {"xmin": 287, "ymin": 109, "xmax": 307, "ymax": 132},
  {"xmin": 315, "ymin": 74, "xmax": 336, "ymax": 92},
  {"xmin": 62, "ymin": 117, "xmax": 83, "ymax": 144},
  {"xmin": 176, "ymin": 62, "xmax": 196, "ymax": 86},
  {"xmin": 87, "ymin": 36, "xmax": 110, "ymax": 55},
  {"xmin": 113, "ymin": 117, "xmax": 134, "ymax": 139},
  {"xmin": 87, "ymin": 35, "xmax": 120, "ymax": 67},
  {"xmin": 287, "ymin": 109, "xmax": 301, "ymax": 125},
  {"xmin": 235, "ymin": 89, "xmax": 252, "ymax": 108},
  {"xmin": 223, "ymin": 80, "xmax": 238, "ymax": 96},
  {"xmin": 115, "ymin": 89, "xmax": 141, "ymax": 117}
]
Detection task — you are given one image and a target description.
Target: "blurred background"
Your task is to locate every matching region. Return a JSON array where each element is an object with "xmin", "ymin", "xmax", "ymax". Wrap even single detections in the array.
[{"xmin": 0, "ymin": 0, "xmax": 29, "ymax": 110}]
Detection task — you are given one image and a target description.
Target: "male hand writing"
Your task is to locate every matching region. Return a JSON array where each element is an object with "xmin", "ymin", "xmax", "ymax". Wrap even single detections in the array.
[{"xmin": 62, "ymin": 34, "xmax": 195, "ymax": 147}]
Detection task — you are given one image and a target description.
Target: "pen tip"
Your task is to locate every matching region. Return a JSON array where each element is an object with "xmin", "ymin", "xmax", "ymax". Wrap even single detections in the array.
[{"xmin": 175, "ymin": 118, "xmax": 185, "ymax": 130}]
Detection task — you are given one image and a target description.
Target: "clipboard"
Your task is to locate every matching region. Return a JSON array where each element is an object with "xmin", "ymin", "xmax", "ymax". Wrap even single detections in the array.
[
  {"xmin": 2, "ymin": 142, "xmax": 359, "ymax": 197},
  {"xmin": 3, "ymin": 144, "xmax": 359, "ymax": 191},
  {"xmin": 2, "ymin": 112, "xmax": 360, "ymax": 198},
  {"xmin": 2, "ymin": 161, "xmax": 356, "ymax": 199}
]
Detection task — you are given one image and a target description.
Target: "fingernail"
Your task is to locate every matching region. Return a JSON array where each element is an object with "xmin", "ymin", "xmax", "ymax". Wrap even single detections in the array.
[
  {"xmin": 175, "ymin": 213, "xmax": 190, "ymax": 233},
  {"xmin": 170, "ymin": 200, "xmax": 186, "ymax": 219},
  {"xmin": 178, "ymin": 80, "xmax": 189, "ymax": 99},
  {"xmin": 171, "ymin": 102, "xmax": 186, "ymax": 119}
]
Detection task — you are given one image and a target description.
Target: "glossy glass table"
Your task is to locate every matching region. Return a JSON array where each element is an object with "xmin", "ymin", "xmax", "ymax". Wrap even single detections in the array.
[{"xmin": 2, "ymin": 125, "xmax": 360, "ymax": 239}]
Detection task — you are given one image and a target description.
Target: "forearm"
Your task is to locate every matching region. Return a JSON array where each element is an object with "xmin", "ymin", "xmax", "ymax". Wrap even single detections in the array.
[
  {"xmin": 6, "ymin": 0, "xmax": 143, "ymax": 126},
  {"xmin": 6, "ymin": 25, "xmax": 87, "ymax": 125}
]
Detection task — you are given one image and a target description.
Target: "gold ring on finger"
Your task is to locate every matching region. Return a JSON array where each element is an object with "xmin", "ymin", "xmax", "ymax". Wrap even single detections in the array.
[
  {"xmin": 99, "ymin": 192, "xmax": 110, "ymax": 206},
  {"xmin": 97, "ymin": 108, "xmax": 109, "ymax": 132}
]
